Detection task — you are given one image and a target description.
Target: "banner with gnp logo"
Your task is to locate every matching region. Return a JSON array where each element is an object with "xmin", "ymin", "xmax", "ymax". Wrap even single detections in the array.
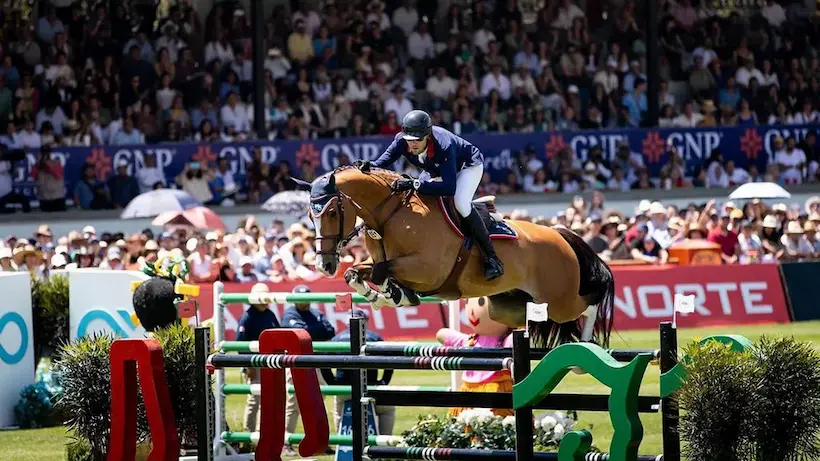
[{"xmin": 0, "ymin": 272, "xmax": 34, "ymax": 427}]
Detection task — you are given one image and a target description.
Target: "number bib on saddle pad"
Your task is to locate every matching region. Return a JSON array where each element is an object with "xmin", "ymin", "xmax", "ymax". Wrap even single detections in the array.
[{"xmin": 439, "ymin": 197, "xmax": 518, "ymax": 240}]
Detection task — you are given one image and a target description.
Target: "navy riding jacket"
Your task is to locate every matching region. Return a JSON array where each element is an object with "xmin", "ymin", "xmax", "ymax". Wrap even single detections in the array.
[{"xmin": 372, "ymin": 126, "xmax": 484, "ymax": 196}]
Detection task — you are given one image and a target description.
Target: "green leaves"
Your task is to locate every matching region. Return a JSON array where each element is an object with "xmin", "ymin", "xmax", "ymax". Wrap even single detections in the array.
[
  {"xmin": 751, "ymin": 336, "xmax": 820, "ymax": 461},
  {"xmin": 678, "ymin": 335, "xmax": 820, "ymax": 461},
  {"xmin": 54, "ymin": 323, "xmax": 198, "ymax": 458},
  {"xmin": 31, "ymin": 275, "xmax": 70, "ymax": 362}
]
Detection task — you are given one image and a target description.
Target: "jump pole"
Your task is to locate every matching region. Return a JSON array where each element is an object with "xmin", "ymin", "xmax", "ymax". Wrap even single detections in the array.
[{"xmin": 212, "ymin": 281, "xmax": 227, "ymax": 457}]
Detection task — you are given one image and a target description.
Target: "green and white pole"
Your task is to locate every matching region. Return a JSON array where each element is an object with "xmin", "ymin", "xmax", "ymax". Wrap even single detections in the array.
[
  {"xmin": 220, "ymin": 431, "xmax": 403, "ymax": 447},
  {"xmin": 221, "ymin": 383, "xmax": 452, "ymax": 396}
]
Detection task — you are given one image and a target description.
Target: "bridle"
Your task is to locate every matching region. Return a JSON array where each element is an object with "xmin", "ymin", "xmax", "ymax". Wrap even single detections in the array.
[{"xmin": 309, "ymin": 172, "xmax": 411, "ymax": 259}]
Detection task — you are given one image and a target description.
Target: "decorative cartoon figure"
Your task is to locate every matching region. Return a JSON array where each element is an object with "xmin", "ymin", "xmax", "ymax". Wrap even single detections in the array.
[
  {"xmin": 131, "ymin": 256, "xmax": 200, "ymax": 334},
  {"xmin": 436, "ymin": 296, "xmax": 514, "ymax": 417}
]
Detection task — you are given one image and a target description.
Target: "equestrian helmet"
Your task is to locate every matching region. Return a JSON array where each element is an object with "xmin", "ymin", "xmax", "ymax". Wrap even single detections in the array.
[{"xmin": 401, "ymin": 110, "xmax": 433, "ymax": 140}]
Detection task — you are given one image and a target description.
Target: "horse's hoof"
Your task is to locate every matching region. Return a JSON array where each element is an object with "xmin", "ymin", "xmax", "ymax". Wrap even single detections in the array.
[{"xmin": 343, "ymin": 269, "xmax": 359, "ymax": 284}]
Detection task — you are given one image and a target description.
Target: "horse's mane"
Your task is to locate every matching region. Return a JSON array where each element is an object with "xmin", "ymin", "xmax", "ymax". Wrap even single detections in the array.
[{"xmin": 333, "ymin": 163, "xmax": 404, "ymax": 186}]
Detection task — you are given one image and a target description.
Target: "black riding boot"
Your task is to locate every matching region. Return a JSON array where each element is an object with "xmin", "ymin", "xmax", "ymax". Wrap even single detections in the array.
[{"xmin": 463, "ymin": 209, "xmax": 504, "ymax": 281}]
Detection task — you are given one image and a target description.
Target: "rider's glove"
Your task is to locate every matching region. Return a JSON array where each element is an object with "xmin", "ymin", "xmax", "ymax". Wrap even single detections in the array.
[{"xmin": 391, "ymin": 178, "xmax": 415, "ymax": 192}]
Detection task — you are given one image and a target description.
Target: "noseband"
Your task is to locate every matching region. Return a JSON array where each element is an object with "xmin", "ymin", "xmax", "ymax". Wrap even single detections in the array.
[{"xmin": 309, "ymin": 173, "xmax": 410, "ymax": 258}]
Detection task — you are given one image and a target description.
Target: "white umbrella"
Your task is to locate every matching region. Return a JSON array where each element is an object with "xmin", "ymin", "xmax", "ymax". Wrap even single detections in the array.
[
  {"xmin": 261, "ymin": 190, "xmax": 311, "ymax": 215},
  {"xmin": 120, "ymin": 189, "xmax": 202, "ymax": 219},
  {"xmin": 728, "ymin": 182, "xmax": 791, "ymax": 200}
]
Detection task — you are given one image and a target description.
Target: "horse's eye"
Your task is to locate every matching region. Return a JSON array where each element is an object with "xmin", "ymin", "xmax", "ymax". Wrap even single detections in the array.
[{"xmin": 328, "ymin": 209, "xmax": 337, "ymax": 218}]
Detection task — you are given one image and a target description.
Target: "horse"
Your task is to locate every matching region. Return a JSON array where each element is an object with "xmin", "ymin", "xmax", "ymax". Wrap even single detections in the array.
[{"xmin": 294, "ymin": 163, "xmax": 615, "ymax": 348}]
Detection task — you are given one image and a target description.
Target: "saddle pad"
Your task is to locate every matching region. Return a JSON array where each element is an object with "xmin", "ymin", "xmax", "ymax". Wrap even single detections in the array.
[{"xmin": 438, "ymin": 197, "xmax": 518, "ymax": 240}]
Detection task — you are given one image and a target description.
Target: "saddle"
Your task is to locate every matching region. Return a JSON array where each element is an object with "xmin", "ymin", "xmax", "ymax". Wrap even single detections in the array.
[
  {"xmin": 419, "ymin": 196, "xmax": 518, "ymax": 299},
  {"xmin": 439, "ymin": 196, "xmax": 518, "ymax": 240}
]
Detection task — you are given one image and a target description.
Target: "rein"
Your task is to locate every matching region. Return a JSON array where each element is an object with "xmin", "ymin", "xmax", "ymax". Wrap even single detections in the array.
[{"xmin": 311, "ymin": 171, "xmax": 411, "ymax": 259}]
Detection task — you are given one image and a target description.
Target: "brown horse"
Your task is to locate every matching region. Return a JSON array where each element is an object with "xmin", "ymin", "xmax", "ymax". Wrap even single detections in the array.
[{"xmin": 296, "ymin": 163, "xmax": 615, "ymax": 348}]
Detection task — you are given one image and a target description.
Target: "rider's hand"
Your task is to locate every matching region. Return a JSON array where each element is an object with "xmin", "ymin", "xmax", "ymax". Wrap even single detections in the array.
[{"xmin": 391, "ymin": 178, "xmax": 415, "ymax": 192}]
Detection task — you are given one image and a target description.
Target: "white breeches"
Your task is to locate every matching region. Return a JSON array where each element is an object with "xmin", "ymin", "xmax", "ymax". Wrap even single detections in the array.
[{"xmin": 455, "ymin": 164, "xmax": 484, "ymax": 217}]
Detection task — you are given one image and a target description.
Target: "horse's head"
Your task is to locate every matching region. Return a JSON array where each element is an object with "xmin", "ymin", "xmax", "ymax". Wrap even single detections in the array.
[{"xmin": 292, "ymin": 172, "xmax": 358, "ymax": 276}]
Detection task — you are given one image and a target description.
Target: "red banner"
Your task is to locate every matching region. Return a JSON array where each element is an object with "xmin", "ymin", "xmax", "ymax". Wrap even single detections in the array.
[
  {"xmin": 197, "ymin": 263, "xmax": 791, "ymax": 341},
  {"xmin": 609, "ymin": 263, "xmax": 790, "ymax": 330}
]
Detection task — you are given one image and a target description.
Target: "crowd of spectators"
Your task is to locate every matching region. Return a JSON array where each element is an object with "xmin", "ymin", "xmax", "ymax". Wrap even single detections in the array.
[
  {"xmin": 0, "ymin": 1, "xmax": 818, "ymax": 211},
  {"xmin": 2, "ymin": 193, "xmax": 819, "ymax": 281},
  {"xmin": 0, "ymin": 0, "xmax": 818, "ymax": 149}
]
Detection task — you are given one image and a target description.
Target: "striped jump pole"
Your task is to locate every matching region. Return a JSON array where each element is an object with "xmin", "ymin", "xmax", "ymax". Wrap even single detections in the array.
[
  {"xmin": 365, "ymin": 447, "xmax": 664, "ymax": 461},
  {"xmin": 221, "ymin": 431, "xmax": 403, "ymax": 446},
  {"xmin": 219, "ymin": 340, "xmax": 441, "ymax": 353},
  {"xmin": 211, "ymin": 281, "xmax": 462, "ymax": 458},
  {"xmin": 219, "ymin": 291, "xmax": 446, "ymax": 305},
  {"xmin": 361, "ymin": 344, "xmax": 660, "ymax": 362},
  {"xmin": 219, "ymin": 341, "xmax": 659, "ymax": 363},
  {"xmin": 221, "ymin": 383, "xmax": 450, "ymax": 396},
  {"xmin": 208, "ymin": 353, "xmax": 512, "ymax": 372}
]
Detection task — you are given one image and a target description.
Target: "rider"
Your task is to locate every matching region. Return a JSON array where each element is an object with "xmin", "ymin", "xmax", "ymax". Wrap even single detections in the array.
[{"xmin": 371, "ymin": 110, "xmax": 504, "ymax": 281}]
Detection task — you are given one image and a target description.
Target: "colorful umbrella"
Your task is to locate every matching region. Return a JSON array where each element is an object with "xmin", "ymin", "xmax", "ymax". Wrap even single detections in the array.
[
  {"xmin": 120, "ymin": 189, "xmax": 202, "ymax": 219},
  {"xmin": 152, "ymin": 206, "xmax": 227, "ymax": 230}
]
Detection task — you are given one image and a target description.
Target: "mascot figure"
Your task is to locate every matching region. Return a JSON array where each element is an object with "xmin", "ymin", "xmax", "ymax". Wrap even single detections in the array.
[
  {"xmin": 436, "ymin": 297, "xmax": 514, "ymax": 417},
  {"xmin": 131, "ymin": 257, "xmax": 200, "ymax": 334}
]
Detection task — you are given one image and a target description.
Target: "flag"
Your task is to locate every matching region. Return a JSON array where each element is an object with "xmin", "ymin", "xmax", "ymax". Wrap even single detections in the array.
[
  {"xmin": 674, "ymin": 294, "xmax": 696, "ymax": 314},
  {"xmin": 526, "ymin": 302, "xmax": 549, "ymax": 324}
]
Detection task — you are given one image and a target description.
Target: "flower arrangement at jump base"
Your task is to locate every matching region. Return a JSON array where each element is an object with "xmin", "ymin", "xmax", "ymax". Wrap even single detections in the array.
[{"xmin": 401, "ymin": 409, "xmax": 583, "ymax": 452}]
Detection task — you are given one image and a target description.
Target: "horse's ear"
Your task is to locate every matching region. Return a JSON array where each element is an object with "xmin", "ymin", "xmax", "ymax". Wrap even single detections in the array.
[
  {"xmin": 328, "ymin": 173, "xmax": 336, "ymax": 188},
  {"xmin": 289, "ymin": 177, "xmax": 312, "ymax": 191}
]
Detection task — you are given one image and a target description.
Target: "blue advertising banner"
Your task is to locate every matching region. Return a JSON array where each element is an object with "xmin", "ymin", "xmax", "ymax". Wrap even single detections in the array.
[
  {"xmin": 10, "ymin": 124, "xmax": 817, "ymax": 200},
  {"xmin": 335, "ymin": 399, "xmax": 379, "ymax": 461}
]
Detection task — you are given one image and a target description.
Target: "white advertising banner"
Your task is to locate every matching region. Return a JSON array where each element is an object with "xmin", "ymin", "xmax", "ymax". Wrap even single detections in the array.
[
  {"xmin": 69, "ymin": 269, "xmax": 150, "ymax": 341},
  {"xmin": 0, "ymin": 272, "xmax": 34, "ymax": 427}
]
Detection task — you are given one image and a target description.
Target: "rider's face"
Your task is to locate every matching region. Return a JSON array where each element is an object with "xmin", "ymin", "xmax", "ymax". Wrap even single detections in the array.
[{"xmin": 407, "ymin": 137, "xmax": 428, "ymax": 155}]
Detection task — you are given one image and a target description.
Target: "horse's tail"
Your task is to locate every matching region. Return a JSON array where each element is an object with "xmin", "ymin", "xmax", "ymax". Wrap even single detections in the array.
[{"xmin": 530, "ymin": 227, "xmax": 615, "ymax": 349}]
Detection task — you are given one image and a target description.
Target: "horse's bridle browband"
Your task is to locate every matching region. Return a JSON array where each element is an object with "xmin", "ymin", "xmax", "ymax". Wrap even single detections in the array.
[{"xmin": 310, "ymin": 173, "xmax": 411, "ymax": 258}]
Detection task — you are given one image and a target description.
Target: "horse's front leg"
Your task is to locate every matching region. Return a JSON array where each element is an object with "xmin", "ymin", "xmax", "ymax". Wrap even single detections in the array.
[
  {"xmin": 344, "ymin": 262, "xmax": 395, "ymax": 310},
  {"xmin": 344, "ymin": 259, "xmax": 421, "ymax": 309}
]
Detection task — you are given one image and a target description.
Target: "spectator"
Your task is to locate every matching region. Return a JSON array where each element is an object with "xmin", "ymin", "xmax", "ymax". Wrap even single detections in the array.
[
  {"xmin": 738, "ymin": 219, "xmax": 763, "ymax": 263},
  {"xmin": 383, "ymin": 86, "xmax": 413, "ymax": 121},
  {"xmin": 708, "ymin": 211, "xmax": 740, "ymax": 263},
  {"xmin": 237, "ymin": 282, "xmax": 280, "ymax": 432},
  {"xmin": 30, "ymin": 144, "xmax": 65, "ymax": 212},
  {"xmin": 287, "ymin": 20, "xmax": 314, "ymax": 66},
  {"xmin": 136, "ymin": 152, "xmax": 166, "ymax": 192},
  {"xmin": 781, "ymin": 221, "xmax": 813, "ymax": 260},
  {"xmin": 14, "ymin": 245, "xmax": 44, "ymax": 278},
  {"xmin": 188, "ymin": 238, "xmax": 216, "ymax": 283},
  {"xmin": 622, "ymin": 78, "xmax": 648, "ymax": 127},
  {"xmin": 0, "ymin": 143, "xmax": 30, "ymax": 214},
  {"xmin": 100, "ymin": 246, "xmax": 125, "ymax": 270},
  {"xmin": 235, "ymin": 256, "xmax": 261, "ymax": 283},
  {"xmin": 177, "ymin": 161, "xmax": 214, "ymax": 204},
  {"xmin": 220, "ymin": 91, "xmax": 250, "ymax": 138},
  {"xmin": 107, "ymin": 159, "xmax": 140, "ymax": 208},
  {"xmin": 775, "ymin": 136, "xmax": 806, "ymax": 185},
  {"xmin": 630, "ymin": 225, "xmax": 669, "ymax": 264},
  {"xmin": 803, "ymin": 221, "xmax": 820, "ymax": 254},
  {"xmin": 113, "ymin": 116, "xmax": 145, "ymax": 145}
]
